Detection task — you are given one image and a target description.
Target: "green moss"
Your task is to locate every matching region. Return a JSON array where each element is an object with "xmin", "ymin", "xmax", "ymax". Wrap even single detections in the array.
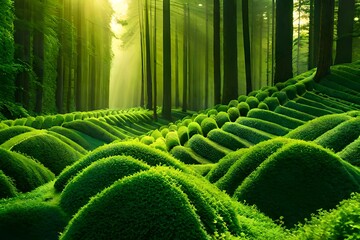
[
  {"xmin": 187, "ymin": 121, "xmax": 203, "ymax": 138},
  {"xmin": 263, "ymin": 97, "xmax": 280, "ymax": 111},
  {"xmin": 265, "ymin": 86, "xmax": 278, "ymax": 96},
  {"xmin": 314, "ymin": 118, "xmax": 360, "ymax": 153},
  {"xmin": 228, "ymin": 99, "xmax": 239, "ymax": 108},
  {"xmin": 236, "ymin": 117, "xmax": 290, "ymax": 136},
  {"xmin": 150, "ymin": 137, "xmax": 168, "ymax": 152},
  {"xmin": 258, "ymin": 102, "xmax": 269, "ymax": 110},
  {"xmin": 255, "ymin": 91, "xmax": 269, "ymax": 102},
  {"xmin": 62, "ymin": 120, "xmax": 118, "ymax": 143},
  {"xmin": 302, "ymin": 92, "xmax": 353, "ymax": 112},
  {"xmin": 0, "ymin": 170, "xmax": 17, "ymax": 199},
  {"xmin": 140, "ymin": 135, "xmax": 155, "ymax": 145},
  {"xmin": 216, "ymin": 104, "xmax": 229, "ymax": 112},
  {"xmin": 314, "ymin": 83, "xmax": 360, "ymax": 105},
  {"xmin": 60, "ymin": 155, "xmax": 150, "ymax": 216},
  {"xmin": 165, "ymin": 131, "xmax": 181, "ymax": 151},
  {"xmin": 0, "ymin": 148, "xmax": 54, "ymax": 193},
  {"xmin": 295, "ymin": 83, "xmax": 307, "ymax": 96},
  {"xmin": 0, "ymin": 201, "xmax": 68, "ymax": 240},
  {"xmin": 247, "ymin": 109, "xmax": 305, "ymax": 129},
  {"xmin": 170, "ymin": 146, "xmax": 212, "ymax": 164},
  {"xmin": 207, "ymin": 129, "xmax": 252, "ymax": 151},
  {"xmin": 13, "ymin": 118, "xmax": 27, "ymax": 126},
  {"xmin": 86, "ymin": 118, "xmax": 128, "ymax": 140},
  {"xmin": 284, "ymin": 101, "xmax": 334, "ymax": 117},
  {"xmin": 161, "ymin": 127, "xmax": 169, "ymax": 138},
  {"xmin": 215, "ymin": 138, "xmax": 290, "ymax": 196},
  {"xmin": 54, "ymin": 141, "xmax": 191, "ymax": 191},
  {"xmin": 177, "ymin": 125, "xmax": 189, "ymax": 145},
  {"xmin": 194, "ymin": 113, "xmax": 208, "ymax": 126},
  {"xmin": 222, "ymin": 122, "xmax": 274, "ymax": 145},
  {"xmin": 200, "ymin": 117, "xmax": 218, "ymax": 137},
  {"xmin": 60, "ymin": 170, "xmax": 210, "ymax": 240},
  {"xmin": 271, "ymin": 91, "xmax": 288, "ymax": 105},
  {"xmin": 0, "ymin": 126, "xmax": 34, "ymax": 145},
  {"xmin": 227, "ymin": 107, "xmax": 240, "ymax": 122},
  {"xmin": 285, "ymin": 114, "xmax": 351, "ymax": 141},
  {"xmin": 206, "ymin": 148, "xmax": 249, "ymax": 184},
  {"xmin": 47, "ymin": 131, "xmax": 88, "ymax": 155},
  {"xmin": 237, "ymin": 95, "xmax": 247, "ymax": 103},
  {"xmin": 237, "ymin": 102, "xmax": 250, "ymax": 116},
  {"xmin": 151, "ymin": 129, "xmax": 163, "ymax": 139},
  {"xmin": 41, "ymin": 116, "xmax": 54, "ymax": 129},
  {"xmin": 338, "ymin": 136, "xmax": 360, "ymax": 166},
  {"xmin": 214, "ymin": 111, "xmax": 230, "ymax": 128},
  {"xmin": 31, "ymin": 116, "xmax": 44, "ymax": 129},
  {"xmin": 248, "ymin": 90, "xmax": 260, "ymax": 97},
  {"xmin": 188, "ymin": 164, "xmax": 214, "ymax": 176},
  {"xmin": 246, "ymin": 96, "xmax": 260, "ymax": 109},
  {"xmin": 274, "ymin": 106, "xmax": 315, "ymax": 122},
  {"xmin": 188, "ymin": 134, "xmax": 232, "ymax": 163},
  {"xmin": 295, "ymin": 97, "xmax": 343, "ymax": 114},
  {"xmin": 234, "ymin": 141, "xmax": 360, "ymax": 227}
]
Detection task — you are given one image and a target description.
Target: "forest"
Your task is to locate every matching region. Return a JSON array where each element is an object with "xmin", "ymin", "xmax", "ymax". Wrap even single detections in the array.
[{"xmin": 1, "ymin": 0, "xmax": 360, "ymax": 239}]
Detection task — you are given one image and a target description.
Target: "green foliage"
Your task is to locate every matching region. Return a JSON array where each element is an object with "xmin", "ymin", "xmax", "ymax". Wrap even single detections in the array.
[
  {"xmin": 257, "ymin": 102, "xmax": 269, "ymax": 110},
  {"xmin": 271, "ymin": 91, "xmax": 288, "ymax": 105},
  {"xmin": 54, "ymin": 141, "xmax": 191, "ymax": 191},
  {"xmin": 247, "ymin": 109, "xmax": 305, "ymax": 129},
  {"xmin": 177, "ymin": 126, "xmax": 189, "ymax": 145},
  {"xmin": 188, "ymin": 134, "xmax": 231, "ymax": 163},
  {"xmin": 165, "ymin": 131, "xmax": 180, "ymax": 151},
  {"xmin": 86, "ymin": 118, "xmax": 128, "ymax": 139},
  {"xmin": 214, "ymin": 111, "xmax": 230, "ymax": 128},
  {"xmin": 0, "ymin": 147, "xmax": 54, "ymax": 193},
  {"xmin": 0, "ymin": 101, "xmax": 29, "ymax": 120},
  {"xmin": 285, "ymin": 113, "xmax": 351, "ymax": 141},
  {"xmin": 207, "ymin": 129, "xmax": 252, "ymax": 151},
  {"xmin": 47, "ymin": 131, "xmax": 88, "ymax": 155},
  {"xmin": 200, "ymin": 117, "xmax": 218, "ymax": 137},
  {"xmin": 237, "ymin": 95, "xmax": 247, "ymax": 102},
  {"xmin": 255, "ymin": 91, "xmax": 269, "ymax": 102},
  {"xmin": 140, "ymin": 135, "xmax": 155, "ymax": 145},
  {"xmin": 60, "ymin": 155, "xmax": 150, "ymax": 216},
  {"xmin": 31, "ymin": 116, "xmax": 44, "ymax": 129},
  {"xmin": 215, "ymin": 138, "xmax": 290, "ymax": 196},
  {"xmin": 227, "ymin": 107, "xmax": 240, "ymax": 122},
  {"xmin": 246, "ymin": 96, "xmax": 260, "ymax": 109},
  {"xmin": 187, "ymin": 121, "xmax": 203, "ymax": 138},
  {"xmin": 194, "ymin": 113, "xmax": 208, "ymax": 125},
  {"xmin": 0, "ymin": 126, "xmax": 34, "ymax": 145},
  {"xmin": 284, "ymin": 101, "xmax": 334, "ymax": 117},
  {"xmin": 0, "ymin": 170, "xmax": 17, "ymax": 199},
  {"xmin": 0, "ymin": 201, "xmax": 68, "ymax": 240},
  {"xmin": 228, "ymin": 99, "xmax": 239, "ymax": 108},
  {"xmin": 262, "ymin": 97, "xmax": 280, "ymax": 111},
  {"xmin": 237, "ymin": 102, "xmax": 250, "ymax": 116},
  {"xmin": 295, "ymin": 83, "xmax": 307, "ymax": 96},
  {"xmin": 234, "ymin": 141, "xmax": 360, "ymax": 227},
  {"xmin": 338, "ymin": 136, "xmax": 360, "ymax": 166},
  {"xmin": 216, "ymin": 104, "xmax": 229, "ymax": 112},
  {"xmin": 222, "ymin": 122, "xmax": 274, "ymax": 145},
  {"xmin": 10, "ymin": 132, "xmax": 82, "ymax": 175},
  {"xmin": 274, "ymin": 106, "xmax": 315, "ymax": 122},
  {"xmin": 236, "ymin": 117, "xmax": 290, "ymax": 136},
  {"xmin": 170, "ymin": 146, "xmax": 211, "ymax": 164},
  {"xmin": 295, "ymin": 97, "xmax": 343, "ymax": 114}
]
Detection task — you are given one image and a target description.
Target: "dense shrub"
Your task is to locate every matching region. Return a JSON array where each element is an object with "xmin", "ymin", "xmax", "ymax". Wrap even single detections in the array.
[
  {"xmin": 255, "ymin": 91, "xmax": 268, "ymax": 102},
  {"xmin": 0, "ymin": 126, "xmax": 34, "ymax": 144},
  {"xmin": 282, "ymin": 85, "xmax": 298, "ymax": 100},
  {"xmin": 187, "ymin": 121, "xmax": 203, "ymax": 138},
  {"xmin": 237, "ymin": 102, "xmax": 250, "ymax": 116},
  {"xmin": 234, "ymin": 141, "xmax": 360, "ymax": 227},
  {"xmin": 262, "ymin": 97, "xmax": 280, "ymax": 111},
  {"xmin": 194, "ymin": 113, "xmax": 208, "ymax": 125},
  {"xmin": 200, "ymin": 117, "xmax": 218, "ymax": 137},
  {"xmin": 247, "ymin": 109, "xmax": 305, "ymax": 129},
  {"xmin": 170, "ymin": 146, "xmax": 210, "ymax": 164},
  {"xmin": 214, "ymin": 111, "xmax": 230, "ymax": 127},
  {"xmin": 222, "ymin": 122, "xmax": 273, "ymax": 145},
  {"xmin": 0, "ymin": 170, "xmax": 17, "ymax": 198},
  {"xmin": 207, "ymin": 128, "xmax": 252, "ymax": 151},
  {"xmin": 188, "ymin": 134, "xmax": 231, "ymax": 163},
  {"xmin": 295, "ymin": 97, "xmax": 343, "ymax": 114},
  {"xmin": 236, "ymin": 117, "xmax": 290, "ymax": 136},
  {"xmin": 60, "ymin": 156, "xmax": 150, "ymax": 216},
  {"xmin": 140, "ymin": 135, "xmax": 155, "ymax": 145},
  {"xmin": 0, "ymin": 148, "xmax": 54, "ymax": 193},
  {"xmin": 177, "ymin": 126, "xmax": 189, "ymax": 145},
  {"xmin": 295, "ymin": 82, "xmax": 307, "ymax": 96},
  {"xmin": 54, "ymin": 141, "xmax": 191, "ymax": 191},
  {"xmin": 338, "ymin": 136, "xmax": 360, "ymax": 166},
  {"xmin": 228, "ymin": 99, "xmax": 239, "ymax": 108},
  {"xmin": 284, "ymin": 101, "xmax": 334, "ymax": 117},
  {"xmin": 165, "ymin": 131, "xmax": 180, "ymax": 151},
  {"xmin": 246, "ymin": 96, "xmax": 259, "ymax": 109},
  {"xmin": 257, "ymin": 102, "xmax": 269, "ymax": 110},
  {"xmin": 47, "ymin": 131, "xmax": 88, "ymax": 155},
  {"xmin": 274, "ymin": 106, "xmax": 315, "ymax": 122},
  {"xmin": 271, "ymin": 91, "xmax": 288, "ymax": 105},
  {"xmin": 227, "ymin": 107, "xmax": 240, "ymax": 122},
  {"xmin": 237, "ymin": 95, "xmax": 247, "ymax": 102},
  {"xmin": 86, "ymin": 118, "xmax": 128, "ymax": 139}
]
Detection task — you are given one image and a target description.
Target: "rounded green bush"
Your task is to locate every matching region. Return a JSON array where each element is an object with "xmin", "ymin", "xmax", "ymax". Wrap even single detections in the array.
[
  {"xmin": 237, "ymin": 95, "xmax": 248, "ymax": 103},
  {"xmin": 207, "ymin": 128, "xmax": 251, "ymax": 151},
  {"xmin": 236, "ymin": 117, "xmax": 290, "ymax": 136},
  {"xmin": 140, "ymin": 135, "xmax": 155, "ymax": 145},
  {"xmin": 0, "ymin": 126, "xmax": 34, "ymax": 145},
  {"xmin": 165, "ymin": 131, "xmax": 181, "ymax": 151},
  {"xmin": 63, "ymin": 114, "xmax": 74, "ymax": 123},
  {"xmin": 228, "ymin": 99, "xmax": 239, "ymax": 108},
  {"xmin": 206, "ymin": 109, "xmax": 218, "ymax": 117},
  {"xmin": 0, "ymin": 170, "xmax": 17, "ymax": 198},
  {"xmin": 187, "ymin": 122, "xmax": 203, "ymax": 138},
  {"xmin": 282, "ymin": 85, "xmax": 298, "ymax": 100},
  {"xmin": 86, "ymin": 118, "xmax": 128, "ymax": 140},
  {"xmin": 216, "ymin": 104, "xmax": 229, "ymax": 112},
  {"xmin": 181, "ymin": 118, "xmax": 193, "ymax": 127},
  {"xmin": 265, "ymin": 86, "xmax": 278, "ymax": 96},
  {"xmin": 24, "ymin": 117, "xmax": 35, "ymax": 127},
  {"xmin": 237, "ymin": 102, "xmax": 250, "ymax": 116},
  {"xmin": 31, "ymin": 116, "xmax": 44, "ymax": 129},
  {"xmin": 47, "ymin": 131, "xmax": 88, "ymax": 155},
  {"xmin": 234, "ymin": 140, "xmax": 360, "ymax": 227},
  {"xmin": 13, "ymin": 118, "xmax": 27, "ymax": 126},
  {"xmin": 295, "ymin": 82, "xmax": 307, "ymax": 96},
  {"xmin": 255, "ymin": 91, "xmax": 269, "ymax": 102},
  {"xmin": 42, "ymin": 116, "xmax": 54, "ymax": 129},
  {"xmin": 161, "ymin": 128, "xmax": 169, "ymax": 138},
  {"xmin": 170, "ymin": 146, "xmax": 210, "ymax": 164},
  {"xmin": 222, "ymin": 122, "xmax": 273, "ymax": 145},
  {"xmin": 60, "ymin": 170, "xmax": 210, "ymax": 240},
  {"xmin": 60, "ymin": 155, "xmax": 150, "ymax": 216},
  {"xmin": 194, "ymin": 113, "xmax": 208, "ymax": 125},
  {"xmin": 214, "ymin": 112, "xmax": 230, "ymax": 128},
  {"xmin": 258, "ymin": 102, "xmax": 269, "ymax": 110},
  {"xmin": 227, "ymin": 107, "xmax": 240, "ymax": 122},
  {"xmin": 200, "ymin": 117, "xmax": 218, "ymax": 137},
  {"xmin": 246, "ymin": 96, "xmax": 260, "ymax": 109},
  {"xmin": 150, "ymin": 137, "xmax": 168, "ymax": 152},
  {"xmin": 275, "ymin": 82, "xmax": 285, "ymax": 90},
  {"xmin": 0, "ymin": 148, "xmax": 55, "ymax": 193},
  {"xmin": 248, "ymin": 90, "xmax": 260, "ymax": 97},
  {"xmin": 150, "ymin": 129, "xmax": 163, "ymax": 139},
  {"xmin": 271, "ymin": 91, "xmax": 288, "ymax": 105},
  {"xmin": 52, "ymin": 115, "xmax": 65, "ymax": 126},
  {"xmin": 263, "ymin": 97, "xmax": 280, "ymax": 111},
  {"xmin": 54, "ymin": 141, "xmax": 191, "ymax": 191},
  {"xmin": 177, "ymin": 126, "xmax": 189, "ymax": 145}
]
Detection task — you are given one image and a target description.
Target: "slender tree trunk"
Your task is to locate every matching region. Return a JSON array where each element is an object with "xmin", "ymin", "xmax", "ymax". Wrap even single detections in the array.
[
  {"xmin": 182, "ymin": 3, "xmax": 188, "ymax": 112},
  {"xmin": 56, "ymin": 0, "xmax": 64, "ymax": 113},
  {"xmin": 314, "ymin": 0, "xmax": 335, "ymax": 82},
  {"xmin": 153, "ymin": 0, "xmax": 157, "ymax": 120},
  {"xmin": 204, "ymin": 2, "xmax": 209, "ymax": 108},
  {"xmin": 308, "ymin": 0, "xmax": 321, "ymax": 69},
  {"xmin": 266, "ymin": 9, "xmax": 270, "ymax": 86},
  {"xmin": 145, "ymin": 0, "xmax": 153, "ymax": 109},
  {"xmin": 334, "ymin": 0, "xmax": 355, "ymax": 64},
  {"xmin": 223, "ymin": 0, "xmax": 238, "ymax": 104},
  {"xmin": 162, "ymin": 0, "xmax": 172, "ymax": 119},
  {"xmin": 259, "ymin": 14, "xmax": 263, "ymax": 87},
  {"xmin": 175, "ymin": 23, "xmax": 180, "ymax": 108},
  {"xmin": 138, "ymin": 0, "xmax": 145, "ymax": 107},
  {"xmin": 296, "ymin": 0, "xmax": 301, "ymax": 74},
  {"xmin": 242, "ymin": 0, "xmax": 252, "ymax": 94},
  {"xmin": 274, "ymin": 0, "xmax": 293, "ymax": 83},
  {"xmin": 271, "ymin": 0, "xmax": 275, "ymax": 85},
  {"xmin": 213, "ymin": 0, "xmax": 221, "ymax": 105}
]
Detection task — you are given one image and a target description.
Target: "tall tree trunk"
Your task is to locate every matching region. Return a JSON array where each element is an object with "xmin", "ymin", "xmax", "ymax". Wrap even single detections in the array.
[
  {"xmin": 213, "ymin": 0, "xmax": 221, "ymax": 105},
  {"xmin": 314, "ymin": 0, "xmax": 335, "ymax": 82},
  {"xmin": 334, "ymin": 0, "xmax": 355, "ymax": 64},
  {"xmin": 308, "ymin": 0, "xmax": 321, "ymax": 69},
  {"xmin": 271, "ymin": 0, "xmax": 275, "ymax": 85},
  {"xmin": 175, "ymin": 23, "xmax": 180, "ymax": 108},
  {"xmin": 56, "ymin": 0, "xmax": 64, "ymax": 113},
  {"xmin": 296, "ymin": 0, "xmax": 302, "ymax": 74},
  {"xmin": 204, "ymin": 2, "xmax": 209, "ymax": 108},
  {"xmin": 242, "ymin": 0, "xmax": 252, "ymax": 94},
  {"xmin": 162, "ymin": 0, "xmax": 172, "ymax": 119},
  {"xmin": 138, "ymin": 0, "xmax": 145, "ymax": 107},
  {"xmin": 223, "ymin": 0, "xmax": 238, "ymax": 104},
  {"xmin": 182, "ymin": 3, "xmax": 189, "ymax": 112},
  {"xmin": 274, "ymin": 0, "xmax": 293, "ymax": 83},
  {"xmin": 153, "ymin": 0, "xmax": 157, "ymax": 120},
  {"xmin": 145, "ymin": 0, "xmax": 153, "ymax": 109}
]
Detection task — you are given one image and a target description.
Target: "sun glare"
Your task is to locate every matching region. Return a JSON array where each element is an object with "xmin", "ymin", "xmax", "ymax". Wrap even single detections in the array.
[{"xmin": 110, "ymin": 0, "xmax": 129, "ymax": 36}]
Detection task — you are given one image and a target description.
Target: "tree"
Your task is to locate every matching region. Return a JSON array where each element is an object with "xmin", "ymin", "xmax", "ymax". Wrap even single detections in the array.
[
  {"xmin": 223, "ymin": 0, "xmax": 238, "ymax": 104},
  {"xmin": 242, "ymin": 0, "xmax": 252, "ymax": 94},
  {"xmin": 162, "ymin": 0, "xmax": 171, "ymax": 119},
  {"xmin": 314, "ymin": 0, "xmax": 335, "ymax": 82},
  {"xmin": 274, "ymin": 0, "xmax": 293, "ymax": 83},
  {"xmin": 213, "ymin": 0, "xmax": 221, "ymax": 105},
  {"xmin": 308, "ymin": 0, "xmax": 320, "ymax": 69},
  {"xmin": 334, "ymin": 0, "xmax": 355, "ymax": 64},
  {"xmin": 182, "ymin": 3, "xmax": 189, "ymax": 112},
  {"xmin": 144, "ymin": 0, "xmax": 153, "ymax": 110}
]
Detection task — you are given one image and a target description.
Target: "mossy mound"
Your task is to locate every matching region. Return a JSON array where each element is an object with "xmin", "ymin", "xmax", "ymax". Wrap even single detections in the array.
[
  {"xmin": 338, "ymin": 136, "xmax": 360, "ymax": 166},
  {"xmin": 170, "ymin": 146, "xmax": 211, "ymax": 164},
  {"xmin": 274, "ymin": 106, "xmax": 315, "ymax": 122},
  {"xmin": 0, "ymin": 201, "xmax": 68, "ymax": 240},
  {"xmin": 54, "ymin": 141, "xmax": 192, "ymax": 191},
  {"xmin": 234, "ymin": 141, "xmax": 360, "ymax": 227},
  {"xmin": 236, "ymin": 117, "xmax": 290, "ymax": 136},
  {"xmin": 0, "ymin": 148, "xmax": 54, "ymax": 193},
  {"xmin": 0, "ymin": 126, "xmax": 34, "ymax": 145},
  {"xmin": 207, "ymin": 128, "xmax": 252, "ymax": 151},
  {"xmin": 215, "ymin": 138, "xmax": 291, "ymax": 196},
  {"xmin": 60, "ymin": 156, "xmax": 150, "ymax": 216},
  {"xmin": 0, "ymin": 170, "xmax": 17, "ymax": 198},
  {"xmin": 285, "ymin": 113, "xmax": 351, "ymax": 141},
  {"xmin": 61, "ymin": 167, "xmax": 287, "ymax": 240},
  {"xmin": 9, "ymin": 133, "xmax": 82, "ymax": 175}
]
